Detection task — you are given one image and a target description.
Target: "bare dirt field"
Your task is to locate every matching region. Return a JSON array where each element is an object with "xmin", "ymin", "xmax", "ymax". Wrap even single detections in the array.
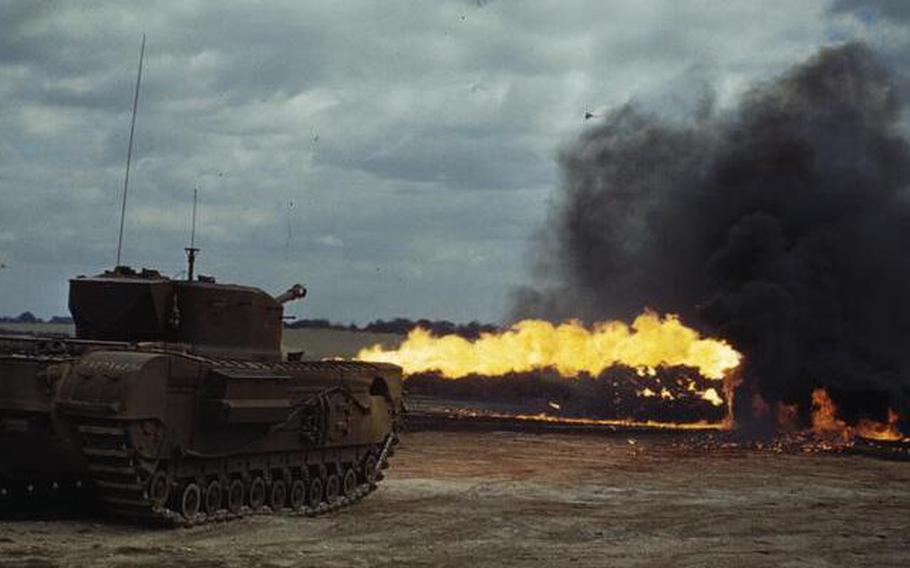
[
  {"xmin": 1, "ymin": 430, "xmax": 908, "ymax": 568},
  {"xmin": 281, "ymin": 328, "xmax": 401, "ymax": 359}
]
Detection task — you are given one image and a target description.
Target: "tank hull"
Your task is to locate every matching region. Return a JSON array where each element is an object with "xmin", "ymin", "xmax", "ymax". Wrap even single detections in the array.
[{"xmin": 0, "ymin": 334, "xmax": 404, "ymax": 524}]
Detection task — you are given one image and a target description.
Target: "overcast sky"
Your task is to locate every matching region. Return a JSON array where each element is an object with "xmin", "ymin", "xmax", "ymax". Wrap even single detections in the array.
[{"xmin": 1, "ymin": 0, "xmax": 907, "ymax": 323}]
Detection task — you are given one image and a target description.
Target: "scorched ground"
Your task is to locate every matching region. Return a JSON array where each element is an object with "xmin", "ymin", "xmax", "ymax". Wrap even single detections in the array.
[{"xmin": 1, "ymin": 430, "xmax": 908, "ymax": 567}]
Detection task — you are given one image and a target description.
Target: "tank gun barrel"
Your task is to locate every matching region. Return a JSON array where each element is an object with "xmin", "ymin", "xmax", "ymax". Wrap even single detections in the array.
[{"xmin": 275, "ymin": 283, "xmax": 307, "ymax": 304}]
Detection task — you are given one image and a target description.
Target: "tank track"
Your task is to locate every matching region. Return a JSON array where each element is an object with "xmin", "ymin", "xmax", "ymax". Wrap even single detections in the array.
[
  {"xmin": 0, "ymin": 477, "xmax": 97, "ymax": 519},
  {"xmin": 1, "ymin": 420, "xmax": 399, "ymax": 528}
]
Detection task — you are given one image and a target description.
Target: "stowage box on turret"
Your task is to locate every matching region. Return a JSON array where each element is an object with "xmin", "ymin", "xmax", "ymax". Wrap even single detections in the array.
[{"xmin": 0, "ymin": 266, "xmax": 404, "ymax": 525}]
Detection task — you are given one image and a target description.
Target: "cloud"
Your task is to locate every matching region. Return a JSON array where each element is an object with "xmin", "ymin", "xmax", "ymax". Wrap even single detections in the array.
[
  {"xmin": 0, "ymin": 1, "xmax": 903, "ymax": 323},
  {"xmin": 830, "ymin": 0, "xmax": 910, "ymax": 23},
  {"xmin": 316, "ymin": 235, "xmax": 344, "ymax": 248}
]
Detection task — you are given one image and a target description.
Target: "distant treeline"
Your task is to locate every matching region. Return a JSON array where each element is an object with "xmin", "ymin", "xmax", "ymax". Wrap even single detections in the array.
[
  {"xmin": 0, "ymin": 311, "xmax": 499, "ymax": 339},
  {"xmin": 0, "ymin": 312, "xmax": 73, "ymax": 324},
  {"xmin": 286, "ymin": 318, "xmax": 499, "ymax": 339}
]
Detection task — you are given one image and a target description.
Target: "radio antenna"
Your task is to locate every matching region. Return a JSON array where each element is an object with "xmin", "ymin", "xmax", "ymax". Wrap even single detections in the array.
[
  {"xmin": 115, "ymin": 34, "xmax": 146, "ymax": 267},
  {"xmin": 185, "ymin": 187, "xmax": 199, "ymax": 281}
]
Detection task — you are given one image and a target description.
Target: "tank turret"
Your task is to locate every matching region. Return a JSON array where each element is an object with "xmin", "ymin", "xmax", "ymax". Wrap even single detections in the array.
[{"xmin": 68, "ymin": 266, "xmax": 307, "ymax": 361}]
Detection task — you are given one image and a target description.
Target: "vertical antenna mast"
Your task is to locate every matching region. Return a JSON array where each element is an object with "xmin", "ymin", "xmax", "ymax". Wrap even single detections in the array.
[
  {"xmin": 190, "ymin": 187, "xmax": 198, "ymax": 250},
  {"xmin": 115, "ymin": 34, "xmax": 146, "ymax": 267},
  {"xmin": 185, "ymin": 188, "xmax": 199, "ymax": 281}
]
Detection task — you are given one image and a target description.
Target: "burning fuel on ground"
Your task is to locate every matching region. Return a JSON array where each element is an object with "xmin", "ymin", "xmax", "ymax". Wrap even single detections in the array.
[{"xmin": 359, "ymin": 313, "xmax": 907, "ymax": 445}]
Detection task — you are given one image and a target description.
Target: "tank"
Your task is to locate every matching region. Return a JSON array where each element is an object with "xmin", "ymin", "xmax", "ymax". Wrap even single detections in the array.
[{"xmin": 0, "ymin": 265, "xmax": 404, "ymax": 525}]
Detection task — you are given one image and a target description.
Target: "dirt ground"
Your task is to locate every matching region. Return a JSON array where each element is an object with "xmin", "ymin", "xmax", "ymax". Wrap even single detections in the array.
[{"xmin": 1, "ymin": 430, "xmax": 908, "ymax": 568}]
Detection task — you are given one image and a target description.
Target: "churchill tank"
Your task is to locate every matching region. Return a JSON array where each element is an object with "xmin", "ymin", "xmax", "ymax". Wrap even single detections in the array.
[{"xmin": 0, "ymin": 264, "xmax": 404, "ymax": 526}]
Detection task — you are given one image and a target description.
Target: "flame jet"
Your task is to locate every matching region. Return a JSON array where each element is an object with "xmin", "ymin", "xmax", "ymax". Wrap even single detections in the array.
[
  {"xmin": 358, "ymin": 311, "xmax": 741, "ymax": 425},
  {"xmin": 359, "ymin": 312, "xmax": 740, "ymax": 380}
]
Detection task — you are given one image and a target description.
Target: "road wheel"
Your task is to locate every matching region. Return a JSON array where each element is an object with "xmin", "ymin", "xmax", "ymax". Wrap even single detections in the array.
[
  {"xmin": 342, "ymin": 467, "xmax": 358, "ymax": 497},
  {"xmin": 148, "ymin": 470, "xmax": 170, "ymax": 507},
  {"xmin": 307, "ymin": 477, "xmax": 324, "ymax": 507},
  {"xmin": 249, "ymin": 476, "xmax": 266, "ymax": 509},
  {"xmin": 204, "ymin": 480, "xmax": 222, "ymax": 514},
  {"xmin": 180, "ymin": 482, "xmax": 201, "ymax": 519},
  {"xmin": 290, "ymin": 479, "xmax": 306, "ymax": 511},
  {"xmin": 362, "ymin": 454, "xmax": 378, "ymax": 484},
  {"xmin": 324, "ymin": 473, "xmax": 340, "ymax": 503},
  {"xmin": 270, "ymin": 479, "xmax": 287, "ymax": 510},
  {"xmin": 227, "ymin": 479, "xmax": 244, "ymax": 514}
]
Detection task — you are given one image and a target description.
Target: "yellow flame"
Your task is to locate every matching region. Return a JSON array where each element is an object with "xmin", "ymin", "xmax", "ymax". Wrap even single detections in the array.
[
  {"xmin": 357, "ymin": 311, "xmax": 741, "ymax": 380},
  {"xmin": 450, "ymin": 410, "xmax": 732, "ymax": 431},
  {"xmin": 811, "ymin": 388, "xmax": 906, "ymax": 442},
  {"xmin": 810, "ymin": 388, "xmax": 847, "ymax": 436},
  {"xmin": 701, "ymin": 388, "xmax": 725, "ymax": 407},
  {"xmin": 857, "ymin": 410, "xmax": 904, "ymax": 442}
]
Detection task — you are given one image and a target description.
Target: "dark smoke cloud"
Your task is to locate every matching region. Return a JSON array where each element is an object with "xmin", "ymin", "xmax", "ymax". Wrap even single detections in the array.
[
  {"xmin": 830, "ymin": 0, "xmax": 910, "ymax": 24},
  {"xmin": 515, "ymin": 44, "xmax": 910, "ymax": 424}
]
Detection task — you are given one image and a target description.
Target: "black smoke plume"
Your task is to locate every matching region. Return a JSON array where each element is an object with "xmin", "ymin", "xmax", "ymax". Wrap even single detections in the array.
[{"xmin": 514, "ymin": 44, "xmax": 910, "ymax": 426}]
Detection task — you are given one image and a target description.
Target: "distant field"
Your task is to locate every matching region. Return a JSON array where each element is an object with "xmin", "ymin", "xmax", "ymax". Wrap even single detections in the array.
[
  {"xmin": 282, "ymin": 328, "xmax": 402, "ymax": 359},
  {"xmin": 0, "ymin": 322, "xmax": 75, "ymax": 336},
  {"xmin": 0, "ymin": 323, "xmax": 402, "ymax": 360}
]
